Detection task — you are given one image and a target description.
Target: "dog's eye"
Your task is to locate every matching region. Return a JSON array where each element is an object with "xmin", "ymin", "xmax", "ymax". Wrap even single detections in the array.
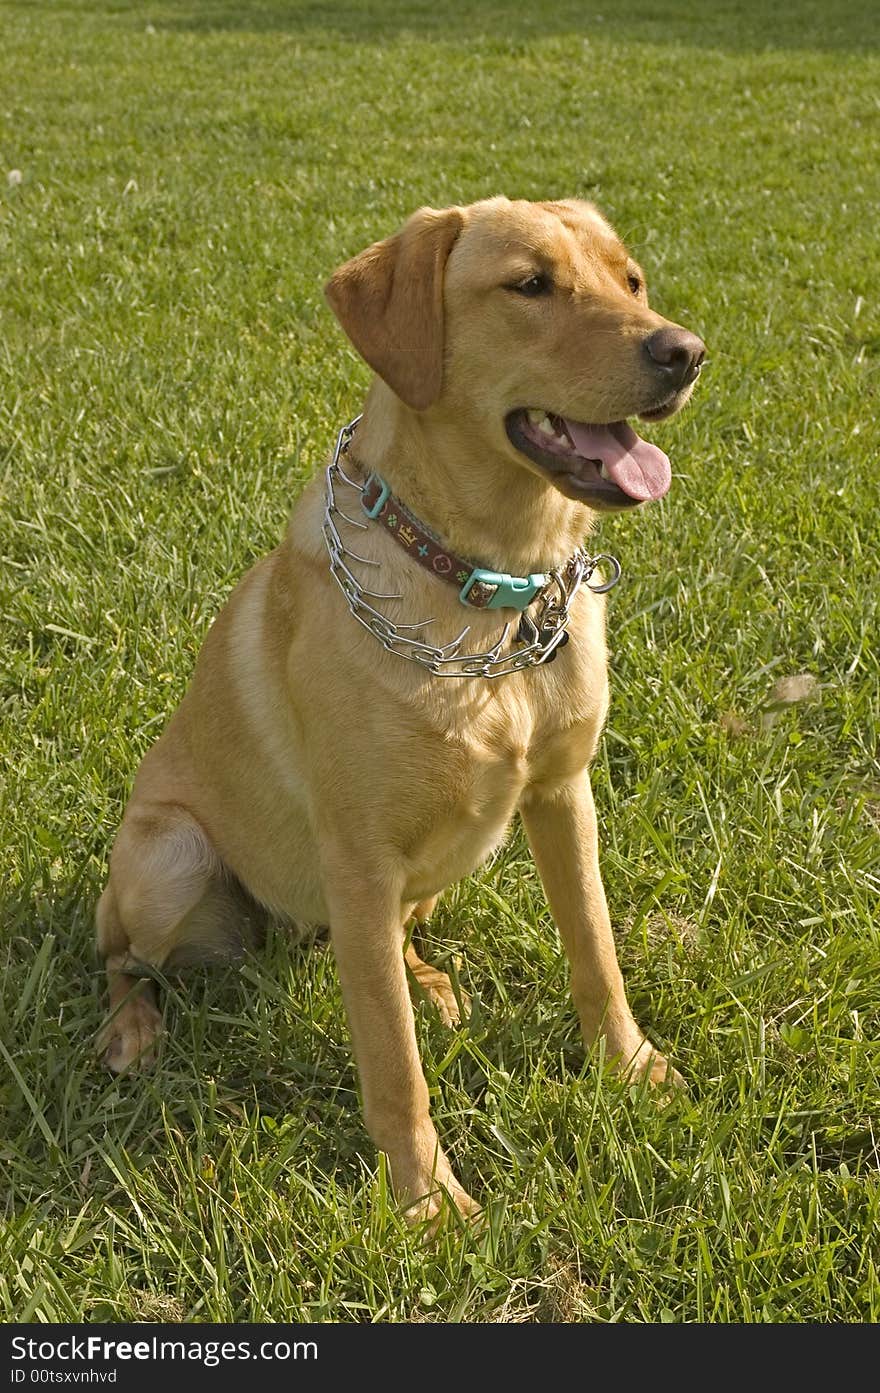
[
  {"xmin": 509, "ymin": 273, "xmax": 552, "ymax": 298},
  {"xmin": 627, "ymin": 273, "xmax": 642, "ymax": 296}
]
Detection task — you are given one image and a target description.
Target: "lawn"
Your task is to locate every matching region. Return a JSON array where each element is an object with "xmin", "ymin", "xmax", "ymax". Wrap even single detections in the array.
[{"xmin": 1, "ymin": 0, "xmax": 879, "ymax": 1323}]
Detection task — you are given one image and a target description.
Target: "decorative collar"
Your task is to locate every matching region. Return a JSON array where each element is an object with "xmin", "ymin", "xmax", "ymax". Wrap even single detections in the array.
[
  {"xmin": 361, "ymin": 471, "xmax": 619, "ymax": 611},
  {"xmin": 322, "ymin": 415, "xmax": 622, "ymax": 681}
]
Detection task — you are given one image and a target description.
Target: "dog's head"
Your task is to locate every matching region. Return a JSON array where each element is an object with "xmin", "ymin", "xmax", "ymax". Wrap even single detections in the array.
[{"xmin": 325, "ymin": 196, "xmax": 705, "ymax": 511}]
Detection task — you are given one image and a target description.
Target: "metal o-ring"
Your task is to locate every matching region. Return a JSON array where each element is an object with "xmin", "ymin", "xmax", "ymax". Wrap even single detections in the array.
[{"xmin": 585, "ymin": 554, "xmax": 622, "ymax": 594}]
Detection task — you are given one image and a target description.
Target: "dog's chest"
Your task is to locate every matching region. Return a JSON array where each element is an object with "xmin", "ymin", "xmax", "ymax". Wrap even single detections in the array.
[
  {"xmin": 399, "ymin": 730, "xmax": 527, "ymax": 901},
  {"xmin": 398, "ymin": 649, "xmax": 607, "ymax": 900}
]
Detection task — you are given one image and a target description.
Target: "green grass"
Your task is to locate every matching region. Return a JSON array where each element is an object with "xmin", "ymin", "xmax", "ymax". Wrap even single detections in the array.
[{"xmin": 2, "ymin": 0, "xmax": 879, "ymax": 1323}]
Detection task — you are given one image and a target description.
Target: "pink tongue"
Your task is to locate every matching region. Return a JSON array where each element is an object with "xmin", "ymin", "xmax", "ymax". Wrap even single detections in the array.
[{"xmin": 563, "ymin": 419, "xmax": 671, "ymax": 501}]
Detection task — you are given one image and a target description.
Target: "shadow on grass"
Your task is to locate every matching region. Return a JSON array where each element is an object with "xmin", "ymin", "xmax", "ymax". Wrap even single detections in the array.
[
  {"xmin": 139, "ymin": 0, "xmax": 879, "ymax": 52},
  {"xmin": 2, "ymin": 879, "xmax": 361, "ymax": 1214}
]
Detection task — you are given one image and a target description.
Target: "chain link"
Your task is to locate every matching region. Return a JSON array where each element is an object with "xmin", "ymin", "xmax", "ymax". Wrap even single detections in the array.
[{"xmin": 322, "ymin": 416, "xmax": 619, "ymax": 680}]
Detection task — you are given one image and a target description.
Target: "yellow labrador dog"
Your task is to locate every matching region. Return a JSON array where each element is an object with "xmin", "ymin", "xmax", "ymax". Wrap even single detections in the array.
[{"xmin": 97, "ymin": 196, "xmax": 704, "ymax": 1224}]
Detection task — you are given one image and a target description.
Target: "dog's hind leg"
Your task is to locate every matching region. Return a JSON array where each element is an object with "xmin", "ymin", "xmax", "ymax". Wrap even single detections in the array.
[
  {"xmin": 96, "ymin": 803, "xmax": 236, "ymax": 1072},
  {"xmin": 411, "ymin": 896, "xmax": 438, "ymax": 924},
  {"xmin": 403, "ymin": 896, "xmax": 468, "ymax": 1027},
  {"xmin": 404, "ymin": 942, "xmax": 468, "ymax": 1027}
]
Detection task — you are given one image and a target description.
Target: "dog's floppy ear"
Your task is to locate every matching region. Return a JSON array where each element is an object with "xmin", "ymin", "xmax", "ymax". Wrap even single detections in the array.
[{"xmin": 324, "ymin": 206, "xmax": 465, "ymax": 411}]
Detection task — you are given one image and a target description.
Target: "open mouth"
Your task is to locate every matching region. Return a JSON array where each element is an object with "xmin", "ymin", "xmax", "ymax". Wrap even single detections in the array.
[{"xmin": 505, "ymin": 408, "xmax": 673, "ymax": 509}]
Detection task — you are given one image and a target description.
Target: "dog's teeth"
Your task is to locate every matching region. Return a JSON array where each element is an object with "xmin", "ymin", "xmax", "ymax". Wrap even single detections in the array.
[
  {"xmin": 536, "ymin": 416, "xmax": 556, "ymax": 436},
  {"xmin": 527, "ymin": 409, "xmax": 544, "ymax": 424},
  {"xmin": 599, "ymin": 462, "xmax": 610, "ymax": 480}
]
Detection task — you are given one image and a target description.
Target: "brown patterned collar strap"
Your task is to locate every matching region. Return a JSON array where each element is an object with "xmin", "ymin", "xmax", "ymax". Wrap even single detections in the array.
[{"xmin": 360, "ymin": 472, "xmax": 551, "ymax": 612}]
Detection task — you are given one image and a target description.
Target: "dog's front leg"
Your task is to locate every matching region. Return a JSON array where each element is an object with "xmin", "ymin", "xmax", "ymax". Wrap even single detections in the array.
[
  {"xmin": 324, "ymin": 868, "xmax": 479, "ymax": 1225},
  {"xmin": 520, "ymin": 774, "xmax": 682, "ymax": 1087}
]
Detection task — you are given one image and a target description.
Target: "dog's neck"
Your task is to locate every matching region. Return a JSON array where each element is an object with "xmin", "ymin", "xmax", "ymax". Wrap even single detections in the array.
[{"xmin": 350, "ymin": 380, "xmax": 598, "ymax": 577}]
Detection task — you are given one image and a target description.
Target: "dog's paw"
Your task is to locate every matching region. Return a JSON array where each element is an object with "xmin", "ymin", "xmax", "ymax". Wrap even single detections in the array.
[
  {"xmin": 624, "ymin": 1039, "xmax": 686, "ymax": 1094},
  {"xmin": 406, "ymin": 954, "xmax": 469, "ymax": 1027},
  {"xmin": 389, "ymin": 1144, "xmax": 481, "ymax": 1236},
  {"xmin": 402, "ymin": 1178, "xmax": 483, "ymax": 1236},
  {"xmin": 421, "ymin": 971, "xmax": 469, "ymax": 1027},
  {"xmin": 97, "ymin": 992, "xmax": 163, "ymax": 1073}
]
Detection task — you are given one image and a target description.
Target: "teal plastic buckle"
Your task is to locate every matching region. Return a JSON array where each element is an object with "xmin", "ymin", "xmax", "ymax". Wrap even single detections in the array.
[
  {"xmin": 459, "ymin": 568, "xmax": 548, "ymax": 611},
  {"xmin": 361, "ymin": 474, "xmax": 391, "ymax": 519}
]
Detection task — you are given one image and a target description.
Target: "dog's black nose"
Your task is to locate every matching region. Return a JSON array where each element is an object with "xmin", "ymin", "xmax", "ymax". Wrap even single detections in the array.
[{"xmin": 643, "ymin": 326, "xmax": 706, "ymax": 387}]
